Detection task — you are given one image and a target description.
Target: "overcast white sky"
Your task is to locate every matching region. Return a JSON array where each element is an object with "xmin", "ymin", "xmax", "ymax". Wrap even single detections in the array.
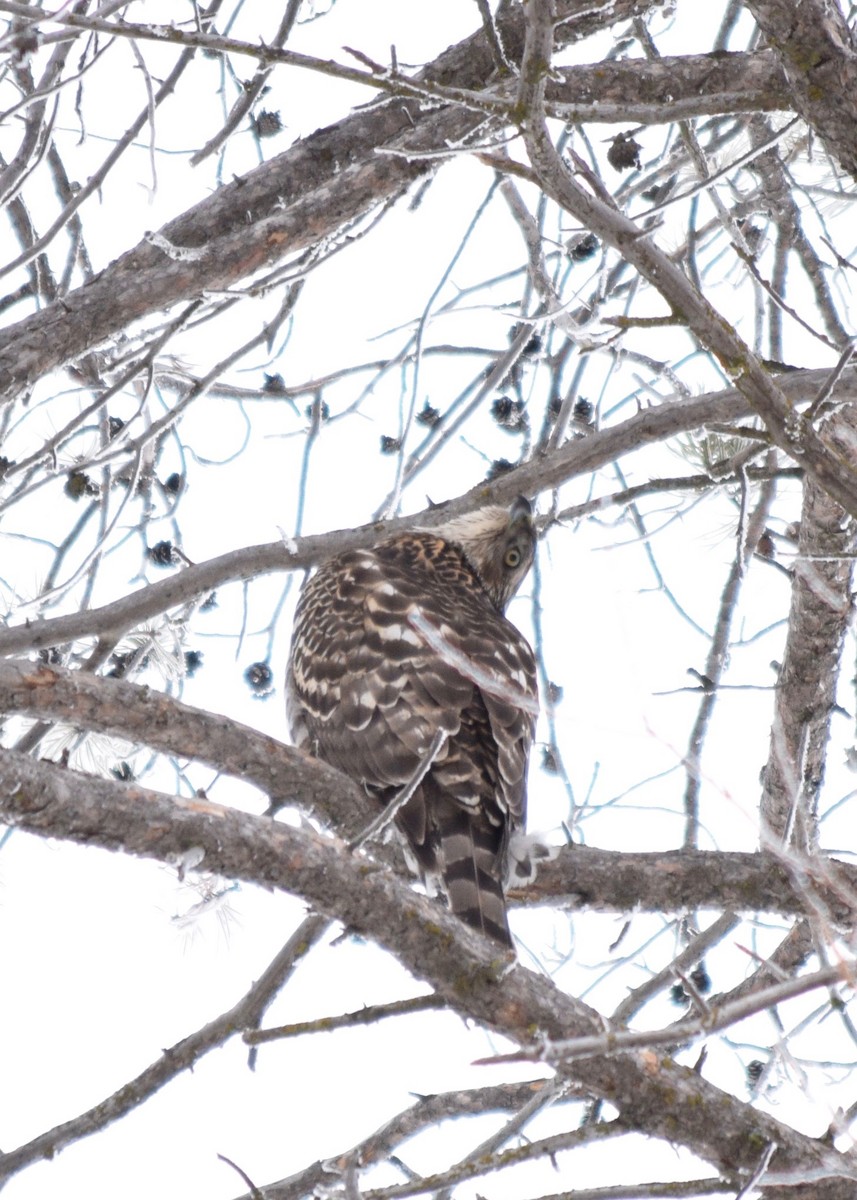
[{"xmin": 2, "ymin": 1, "xmax": 857, "ymax": 1197}]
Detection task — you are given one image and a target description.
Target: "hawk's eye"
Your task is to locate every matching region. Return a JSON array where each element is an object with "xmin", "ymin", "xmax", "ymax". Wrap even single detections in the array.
[{"xmin": 504, "ymin": 546, "xmax": 522, "ymax": 569}]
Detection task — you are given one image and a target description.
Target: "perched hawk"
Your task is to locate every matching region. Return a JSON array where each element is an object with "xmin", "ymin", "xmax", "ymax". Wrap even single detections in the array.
[{"xmin": 286, "ymin": 497, "xmax": 538, "ymax": 947}]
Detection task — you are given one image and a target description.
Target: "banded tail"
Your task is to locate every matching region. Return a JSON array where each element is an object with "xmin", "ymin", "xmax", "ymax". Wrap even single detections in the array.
[{"xmin": 437, "ymin": 802, "xmax": 512, "ymax": 948}]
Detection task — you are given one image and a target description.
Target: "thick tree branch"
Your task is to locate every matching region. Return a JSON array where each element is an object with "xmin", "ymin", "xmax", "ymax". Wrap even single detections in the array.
[
  {"xmin": 3, "ymin": 2, "xmax": 786, "ymax": 124},
  {"xmin": 0, "ymin": 659, "xmax": 368, "ymax": 835},
  {"xmin": 5, "ymin": 662, "xmax": 857, "ymax": 930},
  {"xmin": 746, "ymin": 0, "xmax": 857, "ymax": 180},
  {"xmin": 0, "ymin": 0, "xmax": 658, "ymax": 403},
  {"xmin": 548, "ymin": 48, "xmax": 789, "ymax": 123},
  {"xmin": 761, "ymin": 409, "xmax": 857, "ymax": 847},
  {"xmin": 1, "ymin": 749, "xmax": 856, "ymax": 1194},
  {"xmin": 524, "ymin": 845, "xmax": 857, "ymax": 924}
]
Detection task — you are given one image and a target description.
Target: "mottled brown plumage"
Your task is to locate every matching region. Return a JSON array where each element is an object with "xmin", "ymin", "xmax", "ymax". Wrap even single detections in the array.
[{"xmin": 286, "ymin": 497, "xmax": 538, "ymax": 947}]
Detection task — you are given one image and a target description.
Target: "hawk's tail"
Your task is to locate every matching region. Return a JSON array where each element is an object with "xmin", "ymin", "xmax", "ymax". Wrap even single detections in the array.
[{"xmin": 438, "ymin": 805, "xmax": 512, "ymax": 949}]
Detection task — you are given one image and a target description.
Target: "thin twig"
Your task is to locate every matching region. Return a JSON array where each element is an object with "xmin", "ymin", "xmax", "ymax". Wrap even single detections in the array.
[{"xmin": 350, "ymin": 729, "xmax": 449, "ymax": 849}]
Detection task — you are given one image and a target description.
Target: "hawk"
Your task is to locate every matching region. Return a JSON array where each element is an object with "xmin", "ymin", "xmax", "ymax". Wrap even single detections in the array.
[{"xmin": 286, "ymin": 497, "xmax": 538, "ymax": 947}]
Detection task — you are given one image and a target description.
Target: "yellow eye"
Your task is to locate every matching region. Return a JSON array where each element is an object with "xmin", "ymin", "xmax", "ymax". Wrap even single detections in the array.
[{"xmin": 504, "ymin": 546, "xmax": 522, "ymax": 569}]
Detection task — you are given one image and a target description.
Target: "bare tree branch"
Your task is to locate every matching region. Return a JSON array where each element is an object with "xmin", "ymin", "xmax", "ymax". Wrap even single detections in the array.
[
  {"xmin": 1, "ymin": 749, "xmax": 856, "ymax": 1195},
  {"xmin": 0, "ymin": 912, "xmax": 329, "ymax": 1183},
  {"xmin": 762, "ymin": 409, "xmax": 857, "ymax": 848},
  {"xmin": 0, "ymin": 0, "xmax": 660, "ymax": 402},
  {"xmin": 521, "ymin": 845, "xmax": 857, "ymax": 923},
  {"xmin": 746, "ymin": 0, "xmax": 857, "ymax": 180},
  {"xmin": 518, "ymin": 0, "xmax": 857, "ymax": 517},
  {"xmin": 0, "ymin": 368, "xmax": 850, "ymax": 658}
]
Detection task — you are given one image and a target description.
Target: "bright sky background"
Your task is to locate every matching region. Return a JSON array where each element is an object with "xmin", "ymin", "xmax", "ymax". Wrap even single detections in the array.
[{"xmin": 2, "ymin": 2, "xmax": 857, "ymax": 1198}]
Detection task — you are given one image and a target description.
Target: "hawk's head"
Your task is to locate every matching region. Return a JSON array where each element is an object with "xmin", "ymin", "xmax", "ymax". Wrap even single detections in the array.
[{"xmin": 435, "ymin": 496, "xmax": 536, "ymax": 611}]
